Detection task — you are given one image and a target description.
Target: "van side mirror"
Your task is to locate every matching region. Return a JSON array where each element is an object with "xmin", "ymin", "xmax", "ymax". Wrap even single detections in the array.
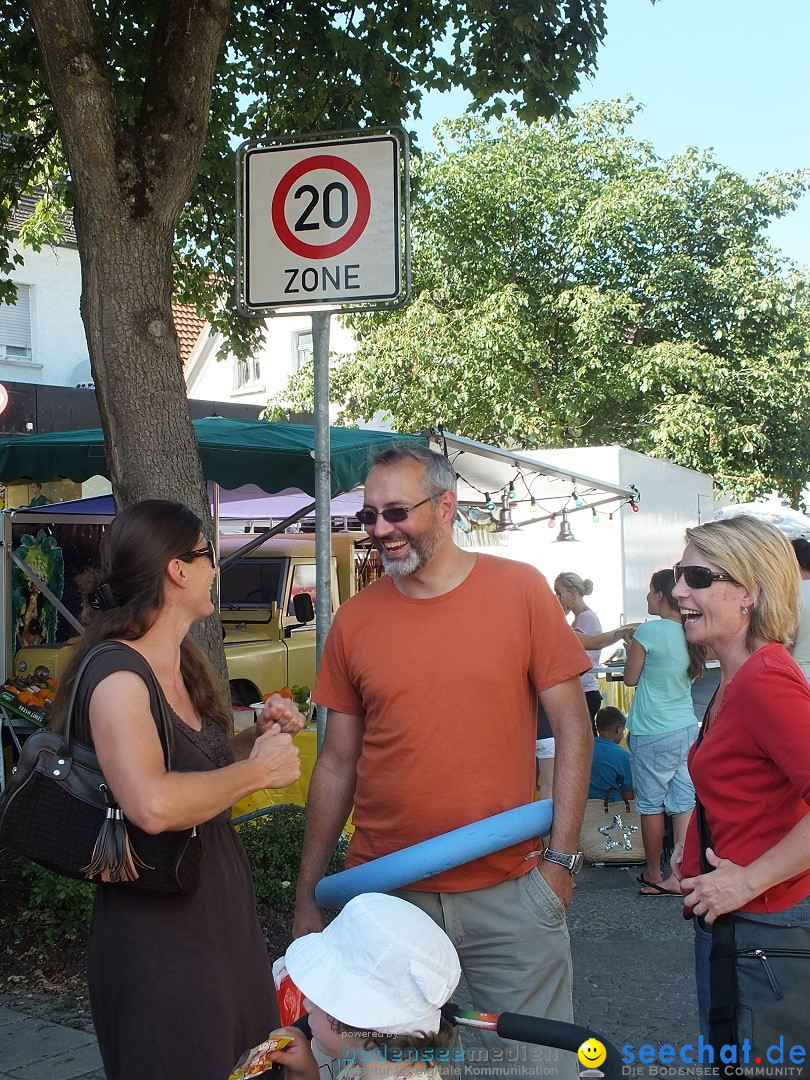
[{"xmin": 292, "ymin": 592, "xmax": 315, "ymax": 625}]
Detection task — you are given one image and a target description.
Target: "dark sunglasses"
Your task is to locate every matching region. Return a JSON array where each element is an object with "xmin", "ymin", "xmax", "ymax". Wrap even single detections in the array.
[
  {"xmin": 674, "ymin": 563, "xmax": 737, "ymax": 589},
  {"xmin": 178, "ymin": 539, "xmax": 217, "ymax": 568},
  {"xmin": 356, "ymin": 493, "xmax": 442, "ymax": 527}
]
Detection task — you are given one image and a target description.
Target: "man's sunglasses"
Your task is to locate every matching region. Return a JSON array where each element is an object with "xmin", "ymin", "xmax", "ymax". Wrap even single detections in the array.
[
  {"xmin": 674, "ymin": 563, "xmax": 737, "ymax": 589},
  {"xmin": 355, "ymin": 494, "xmax": 442, "ymax": 528},
  {"xmin": 178, "ymin": 539, "xmax": 217, "ymax": 568}
]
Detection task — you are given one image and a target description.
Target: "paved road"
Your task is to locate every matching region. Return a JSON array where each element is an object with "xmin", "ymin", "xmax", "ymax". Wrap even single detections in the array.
[{"xmin": 0, "ymin": 863, "xmax": 696, "ymax": 1079}]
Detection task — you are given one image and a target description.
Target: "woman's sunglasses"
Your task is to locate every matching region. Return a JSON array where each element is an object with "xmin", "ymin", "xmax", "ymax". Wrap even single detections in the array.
[
  {"xmin": 178, "ymin": 539, "xmax": 217, "ymax": 568},
  {"xmin": 355, "ymin": 494, "xmax": 442, "ymax": 527},
  {"xmin": 674, "ymin": 563, "xmax": 737, "ymax": 589}
]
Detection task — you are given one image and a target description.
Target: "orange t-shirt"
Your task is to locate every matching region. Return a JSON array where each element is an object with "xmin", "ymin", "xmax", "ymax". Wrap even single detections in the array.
[{"xmin": 313, "ymin": 554, "xmax": 590, "ymax": 891}]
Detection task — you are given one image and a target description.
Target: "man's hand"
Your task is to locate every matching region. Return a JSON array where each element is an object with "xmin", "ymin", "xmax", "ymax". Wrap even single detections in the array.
[
  {"xmin": 293, "ymin": 893, "xmax": 326, "ymax": 938},
  {"xmin": 257, "ymin": 693, "xmax": 305, "ymax": 736},
  {"xmin": 538, "ymin": 857, "xmax": 575, "ymax": 908}
]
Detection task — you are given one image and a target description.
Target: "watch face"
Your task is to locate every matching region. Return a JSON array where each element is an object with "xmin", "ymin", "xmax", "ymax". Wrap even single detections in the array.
[{"xmin": 571, "ymin": 851, "xmax": 584, "ymax": 874}]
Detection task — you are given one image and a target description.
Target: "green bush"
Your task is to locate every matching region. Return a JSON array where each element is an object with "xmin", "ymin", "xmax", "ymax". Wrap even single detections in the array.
[
  {"xmin": 239, "ymin": 804, "xmax": 348, "ymax": 911},
  {"xmin": 20, "ymin": 862, "xmax": 94, "ymax": 939}
]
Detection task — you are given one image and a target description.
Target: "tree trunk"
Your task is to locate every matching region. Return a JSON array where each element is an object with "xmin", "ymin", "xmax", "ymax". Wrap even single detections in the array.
[{"xmin": 26, "ymin": 0, "xmax": 232, "ymax": 681}]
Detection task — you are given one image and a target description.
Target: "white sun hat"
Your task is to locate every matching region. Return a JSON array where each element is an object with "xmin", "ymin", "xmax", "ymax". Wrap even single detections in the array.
[{"xmin": 282, "ymin": 893, "xmax": 461, "ymax": 1036}]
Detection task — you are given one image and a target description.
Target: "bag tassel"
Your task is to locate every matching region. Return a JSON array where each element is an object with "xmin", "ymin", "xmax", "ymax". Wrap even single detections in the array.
[{"xmin": 82, "ymin": 788, "xmax": 152, "ymax": 883}]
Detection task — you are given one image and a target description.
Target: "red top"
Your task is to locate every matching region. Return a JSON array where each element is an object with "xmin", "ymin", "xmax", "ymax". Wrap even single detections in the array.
[
  {"xmin": 683, "ymin": 643, "xmax": 810, "ymax": 913},
  {"xmin": 314, "ymin": 554, "xmax": 589, "ymax": 891}
]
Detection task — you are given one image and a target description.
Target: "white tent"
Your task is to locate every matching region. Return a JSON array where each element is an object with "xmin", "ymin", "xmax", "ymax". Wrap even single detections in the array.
[{"xmin": 714, "ymin": 502, "xmax": 810, "ymax": 539}]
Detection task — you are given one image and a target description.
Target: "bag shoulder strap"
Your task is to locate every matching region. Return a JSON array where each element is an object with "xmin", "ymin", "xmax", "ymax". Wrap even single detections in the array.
[
  {"xmin": 62, "ymin": 641, "xmax": 175, "ymax": 770},
  {"xmin": 693, "ymin": 701, "xmax": 716, "ymax": 876}
]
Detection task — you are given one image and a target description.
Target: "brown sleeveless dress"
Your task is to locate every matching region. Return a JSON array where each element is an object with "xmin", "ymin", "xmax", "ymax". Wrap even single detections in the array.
[{"xmin": 74, "ymin": 643, "xmax": 279, "ymax": 1080}]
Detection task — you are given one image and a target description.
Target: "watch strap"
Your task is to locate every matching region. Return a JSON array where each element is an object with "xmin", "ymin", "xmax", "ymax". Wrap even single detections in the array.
[{"xmin": 542, "ymin": 847, "xmax": 583, "ymax": 874}]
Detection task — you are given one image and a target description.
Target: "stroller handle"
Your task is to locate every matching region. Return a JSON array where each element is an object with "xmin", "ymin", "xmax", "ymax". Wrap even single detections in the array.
[
  {"xmin": 443, "ymin": 1005, "xmax": 623, "ymax": 1080},
  {"xmin": 497, "ymin": 1012, "xmax": 622, "ymax": 1078},
  {"xmin": 287, "ymin": 1010, "xmax": 623, "ymax": 1080}
]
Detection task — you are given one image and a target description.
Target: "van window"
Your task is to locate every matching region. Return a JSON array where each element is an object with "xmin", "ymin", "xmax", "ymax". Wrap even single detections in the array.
[
  {"xmin": 219, "ymin": 558, "xmax": 285, "ymax": 607},
  {"xmin": 287, "ymin": 562, "xmax": 317, "ymax": 617}
]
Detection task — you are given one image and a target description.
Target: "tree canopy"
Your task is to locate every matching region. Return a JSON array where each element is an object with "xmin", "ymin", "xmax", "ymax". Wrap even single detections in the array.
[
  {"xmin": 273, "ymin": 103, "xmax": 810, "ymax": 503},
  {"xmin": 1, "ymin": 0, "xmax": 610, "ymax": 354},
  {"xmin": 0, "ymin": 0, "xmax": 621, "ymax": 666}
]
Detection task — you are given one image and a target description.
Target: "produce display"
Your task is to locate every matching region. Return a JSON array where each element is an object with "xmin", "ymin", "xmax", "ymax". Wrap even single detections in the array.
[{"xmin": 0, "ymin": 672, "xmax": 57, "ymax": 727}]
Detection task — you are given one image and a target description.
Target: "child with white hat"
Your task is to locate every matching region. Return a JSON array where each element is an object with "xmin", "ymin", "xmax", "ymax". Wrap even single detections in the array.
[{"xmin": 264, "ymin": 892, "xmax": 462, "ymax": 1079}]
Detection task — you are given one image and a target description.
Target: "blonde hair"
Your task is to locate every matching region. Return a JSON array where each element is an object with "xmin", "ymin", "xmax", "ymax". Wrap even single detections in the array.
[
  {"xmin": 555, "ymin": 572, "xmax": 593, "ymax": 597},
  {"xmin": 684, "ymin": 516, "xmax": 800, "ymax": 649}
]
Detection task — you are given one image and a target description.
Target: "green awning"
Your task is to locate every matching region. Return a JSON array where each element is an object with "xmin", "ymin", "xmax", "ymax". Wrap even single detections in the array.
[{"xmin": 0, "ymin": 417, "xmax": 425, "ymax": 496}]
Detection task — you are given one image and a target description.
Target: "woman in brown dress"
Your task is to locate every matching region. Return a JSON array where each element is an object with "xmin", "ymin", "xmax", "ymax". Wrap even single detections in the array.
[{"xmin": 50, "ymin": 499, "xmax": 303, "ymax": 1080}]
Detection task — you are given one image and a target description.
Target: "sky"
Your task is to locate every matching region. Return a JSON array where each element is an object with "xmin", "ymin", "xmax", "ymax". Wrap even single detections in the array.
[{"xmin": 411, "ymin": 0, "xmax": 810, "ymax": 266}]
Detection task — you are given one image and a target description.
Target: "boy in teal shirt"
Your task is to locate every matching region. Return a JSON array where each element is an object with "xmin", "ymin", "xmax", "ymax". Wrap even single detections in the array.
[{"xmin": 589, "ymin": 706, "xmax": 634, "ymax": 802}]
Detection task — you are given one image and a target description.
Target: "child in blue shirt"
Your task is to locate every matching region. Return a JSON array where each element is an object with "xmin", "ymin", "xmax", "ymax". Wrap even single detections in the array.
[{"xmin": 589, "ymin": 706, "xmax": 634, "ymax": 802}]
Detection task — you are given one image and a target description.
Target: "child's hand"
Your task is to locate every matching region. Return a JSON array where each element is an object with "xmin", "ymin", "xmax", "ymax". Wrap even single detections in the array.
[{"xmin": 265, "ymin": 1028, "xmax": 319, "ymax": 1079}]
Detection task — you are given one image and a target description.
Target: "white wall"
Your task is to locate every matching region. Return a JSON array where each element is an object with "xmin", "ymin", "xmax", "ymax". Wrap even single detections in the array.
[
  {"xmin": 523, "ymin": 446, "xmax": 714, "ymax": 623},
  {"xmin": 186, "ymin": 314, "xmax": 355, "ymax": 411},
  {"xmin": 0, "ymin": 243, "xmax": 89, "ymax": 386},
  {"xmin": 458, "ymin": 446, "xmax": 714, "ymax": 646}
]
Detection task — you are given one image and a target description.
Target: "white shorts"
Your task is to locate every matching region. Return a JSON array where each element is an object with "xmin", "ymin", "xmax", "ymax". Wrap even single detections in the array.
[{"xmin": 535, "ymin": 736, "xmax": 555, "ymax": 760}]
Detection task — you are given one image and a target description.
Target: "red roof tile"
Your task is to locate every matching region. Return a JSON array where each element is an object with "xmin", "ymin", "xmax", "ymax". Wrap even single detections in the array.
[{"xmin": 172, "ymin": 303, "xmax": 206, "ymax": 367}]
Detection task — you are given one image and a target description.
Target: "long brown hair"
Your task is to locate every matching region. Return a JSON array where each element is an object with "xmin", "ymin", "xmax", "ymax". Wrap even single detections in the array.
[
  {"xmin": 50, "ymin": 500, "xmax": 231, "ymax": 734},
  {"xmin": 650, "ymin": 568, "xmax": 706, "ymax": 680}
]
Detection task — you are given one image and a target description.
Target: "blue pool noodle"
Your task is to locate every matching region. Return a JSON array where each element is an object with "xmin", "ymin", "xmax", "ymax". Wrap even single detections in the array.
[{"xmin": 315, "ymin": 799, "xmax": 553, "ymax": 908}]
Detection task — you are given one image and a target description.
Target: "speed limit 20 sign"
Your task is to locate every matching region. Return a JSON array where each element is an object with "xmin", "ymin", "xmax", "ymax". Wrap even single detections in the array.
[{"xmin": 237, "ymin": 130, "xmax": 408, "ymax": 315}]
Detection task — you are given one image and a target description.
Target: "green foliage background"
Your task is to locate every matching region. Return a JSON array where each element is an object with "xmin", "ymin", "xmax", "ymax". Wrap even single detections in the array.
[
  {"xmin": 0, "ymin": 0, "xmax": 611, "ymax": 355},
  {"xmin": 239, "ymin": 805, "xmax": 348, "ymax": 911},
  {"xmin": 271, "ymin": 103, "xmax": 810, "ymax": 502}
]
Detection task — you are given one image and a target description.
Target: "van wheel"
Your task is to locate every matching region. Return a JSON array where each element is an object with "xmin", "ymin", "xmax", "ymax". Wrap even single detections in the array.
[{"xmin": 230, "ymin": 680, "xmax": 262, "ymax": 707}]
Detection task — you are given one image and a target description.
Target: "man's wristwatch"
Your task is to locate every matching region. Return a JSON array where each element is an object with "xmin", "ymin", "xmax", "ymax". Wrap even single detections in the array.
[{"xmin": 542, "ymin": 848, "xmax": 584, "ymax": 875}]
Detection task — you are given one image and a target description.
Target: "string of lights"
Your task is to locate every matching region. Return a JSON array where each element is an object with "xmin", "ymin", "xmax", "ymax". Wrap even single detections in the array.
[{"xmin": 430, "ymin": 425, "xmax": 640, "ymax": 536}]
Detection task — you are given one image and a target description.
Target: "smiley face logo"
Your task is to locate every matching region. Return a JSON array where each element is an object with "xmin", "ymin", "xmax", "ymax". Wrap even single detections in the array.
[{"xmin": 577, "ymin": 1039, "xmax": 607, "ymax": 1070}]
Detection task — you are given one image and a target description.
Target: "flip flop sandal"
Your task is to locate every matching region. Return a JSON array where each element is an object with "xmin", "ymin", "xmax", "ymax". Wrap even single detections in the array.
[{"xmin": 637, "ymin": 873, "xmax": 681, "ymax": 896}]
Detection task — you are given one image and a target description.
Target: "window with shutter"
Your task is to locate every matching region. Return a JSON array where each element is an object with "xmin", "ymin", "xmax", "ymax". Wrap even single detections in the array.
[
  {"xmin": 233, "ymin": 354, "xmax": 261, "ymax": 390},
  {"xmin": 0, "ymin": 285, "xmax": 32, "ymax": 360}
]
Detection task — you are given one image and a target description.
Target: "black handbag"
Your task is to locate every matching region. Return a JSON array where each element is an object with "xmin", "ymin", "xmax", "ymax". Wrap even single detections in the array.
[
  {"xmin": 695, "ymin": 722, "xmax": 810, "ymax": 1077},
  {"xmin": 0, "ymin": 641, "xmax": 202, "ymax": 896},
  {"xmin": 708, "ymin": 913, "xmax": 810, "ymax": 1077}
]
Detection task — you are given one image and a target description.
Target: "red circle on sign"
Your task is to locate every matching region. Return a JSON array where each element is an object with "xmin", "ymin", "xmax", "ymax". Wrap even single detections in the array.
[{"xmin": 271, "ymin": 154, "xmax": 372, "ymax": 260}]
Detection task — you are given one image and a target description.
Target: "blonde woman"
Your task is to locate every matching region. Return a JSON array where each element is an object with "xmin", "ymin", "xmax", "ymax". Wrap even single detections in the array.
[{"xmin": 670, "ymin": 516, "xmax": 810, "ymax": 1046}]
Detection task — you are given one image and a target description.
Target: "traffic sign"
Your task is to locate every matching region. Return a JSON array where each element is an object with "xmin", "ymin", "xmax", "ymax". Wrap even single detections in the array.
[{"xmin": 237, "ymin": 130, "xmax": 408, "ymax": 315}]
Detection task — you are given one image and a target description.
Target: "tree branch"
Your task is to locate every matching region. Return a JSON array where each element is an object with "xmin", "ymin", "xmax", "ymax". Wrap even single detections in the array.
[
  {"xmin": 135, "ymin": 0, "xmax": 232, "ymax": 221},
  {"xmin": 26, "ymin": 0, "xmax": 120, "ymax": 204}
]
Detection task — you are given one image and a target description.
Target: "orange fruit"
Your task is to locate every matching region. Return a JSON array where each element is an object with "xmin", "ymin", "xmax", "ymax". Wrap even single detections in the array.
[{"xmin": 262, "ymin": 686, "xmax": 295, "ymax": 702}]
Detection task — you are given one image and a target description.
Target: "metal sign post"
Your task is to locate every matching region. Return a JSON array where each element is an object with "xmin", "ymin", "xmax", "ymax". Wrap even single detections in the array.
[
  {"xmin": 236, "ymin": 128, "xmax": 409, "ymax": 748},
  {"xmin": 311, "ymin": 310, "xmax": 331, "ymax": 750}
]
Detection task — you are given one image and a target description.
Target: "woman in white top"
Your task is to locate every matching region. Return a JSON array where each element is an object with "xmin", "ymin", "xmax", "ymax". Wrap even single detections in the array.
[
  {"xmin": 536, "ymin": 574, "xmax": 634, "ymax": 797},
  {"xmin": 790, "ymin": 538, "xmax": 810, "ymax": 682},
  {"xmin": 554, "ymin": 572, "xmax": 605, "ymax": 727}
]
